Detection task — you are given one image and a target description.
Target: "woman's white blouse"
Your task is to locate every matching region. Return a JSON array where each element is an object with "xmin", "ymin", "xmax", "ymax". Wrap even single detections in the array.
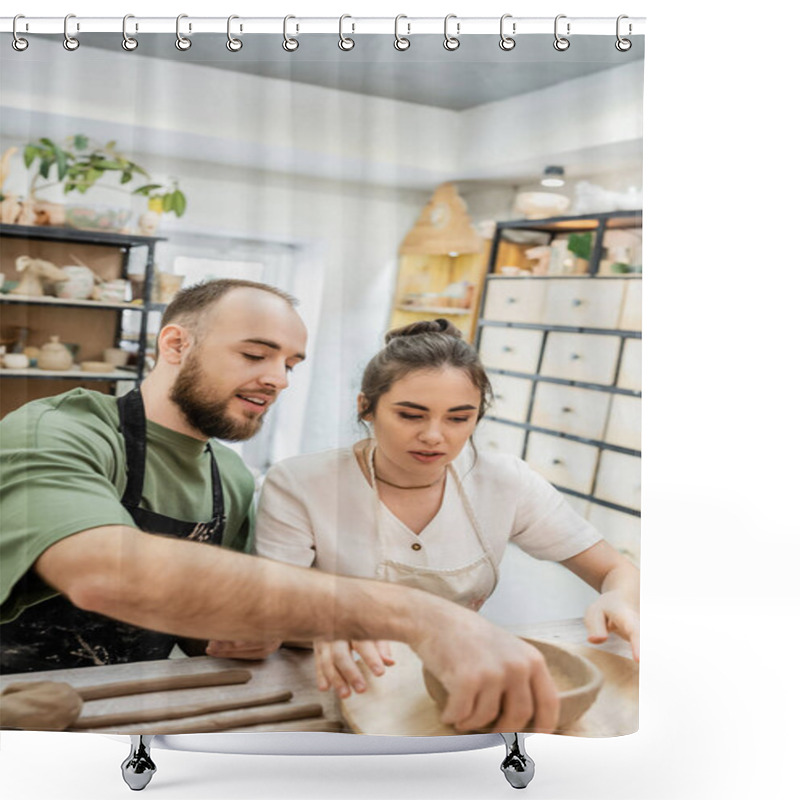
[{"xmin": 255, "ymin": 447, "xmax": 603, "ymax": 579}]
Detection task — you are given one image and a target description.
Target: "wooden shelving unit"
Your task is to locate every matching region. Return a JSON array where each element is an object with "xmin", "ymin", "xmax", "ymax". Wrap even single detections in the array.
[{"xmin": 0, "ymin": 223, "xmax": 164, "ymax": 418}]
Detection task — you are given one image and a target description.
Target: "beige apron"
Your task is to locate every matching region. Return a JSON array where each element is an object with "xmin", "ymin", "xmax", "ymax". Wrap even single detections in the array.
[{"xmin": 367, "ymin": 444, "xmax": 499, "ymax": 610}]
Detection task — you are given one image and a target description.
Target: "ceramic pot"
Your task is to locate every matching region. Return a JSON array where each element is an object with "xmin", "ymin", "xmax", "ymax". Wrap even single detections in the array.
[
  {"xmin": 55, "ymin": 266, "xmax": 95, "ymax": 300},
  {"xmin": 3, "ymin": 353, "xmax": 29, "ymax": 369},
  {"xmin": 38, "ymin": 336, "xmax": 73, "ymax": 371}
]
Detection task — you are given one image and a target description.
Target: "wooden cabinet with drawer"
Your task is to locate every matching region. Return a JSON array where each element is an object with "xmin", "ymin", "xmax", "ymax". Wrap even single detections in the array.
[
  {"xmin": 488, "ymin": 373, "xmax": 533, "ymax": 424},
  {"xmin": 525, "ymin": 433, "xmax": 599, "ymax": 495},
  {"xmin": 476, "ymin": 211, "xmax": 641, "ymax": 537},
  {"xmin": 594, "ymin": 450, "xmax": 641, "ymax": 511},
  {"xmin": 530, "ymin": 383, "xmax": 611, "ymax": 442},
  {"xmin": 482, "ymin": 278, "xmax": 547, "ymax": 323},
  {"xmin": 478, "ymin": 326, "xmax": 544, "ymax": 373},
  {"xmin": 539, "ymin": 332, "xmax": 621, "ymax": 386},
  {"xmin": 541, "ymin": 279, "xmax": 627, "ymax": 329},
  {"xmin": 587, "ymin": 504, "xmax": 641, "ymax": 565},
  {"xmin": 474, "ymin": 419, "xmax": 527, "ymax": 459},
  {"xmin": 604, "ymin": 394, "xmax": 641, "ymax": 450}
]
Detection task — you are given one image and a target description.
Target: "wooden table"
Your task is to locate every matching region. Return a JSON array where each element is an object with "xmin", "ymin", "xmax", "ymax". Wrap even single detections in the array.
[
  {"xmin": 0, "ymin": 618, "xmax": 635, "ymax": 736},
  {"xmin": 0, "ymin": 645, "xmax": 338, "ymax": 734}
]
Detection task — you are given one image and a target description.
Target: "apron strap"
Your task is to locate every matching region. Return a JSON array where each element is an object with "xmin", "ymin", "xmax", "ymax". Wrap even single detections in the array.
[
  {"xmin": 207, "ymin": 443, "xmax": 225, "ymax": 522},
  {"xmin": 117, "ymin": 388, "xmax": 148, "ymax": 509}
]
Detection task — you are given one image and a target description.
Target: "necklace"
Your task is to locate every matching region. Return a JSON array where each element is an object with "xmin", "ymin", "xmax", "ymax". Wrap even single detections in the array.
[
  {"xmin": 374, "ymin": 473, "xmax": 445, "ymax": 490},
  {"xmin": 363, "ymin": 441, "xmax": 445, "ymax": 490}
]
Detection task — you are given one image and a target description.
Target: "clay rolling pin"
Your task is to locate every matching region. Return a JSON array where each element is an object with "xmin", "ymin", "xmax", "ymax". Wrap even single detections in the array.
[
  {"xmin": 76, "ymin": 668, "xmax": 253, "ymax": 700},
  {"xmin": 108, "ymin": 701, "xmax": 326, "ymax": 734},
  {"xmin": 71, "ymin": 689, "xmax": 292, "ymax": 729}
]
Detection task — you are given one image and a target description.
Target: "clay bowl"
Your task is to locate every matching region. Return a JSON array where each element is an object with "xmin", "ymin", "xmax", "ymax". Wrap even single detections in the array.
[
  {"xmin": 80, "ymin": 361, "xmax": 114, "ymax": 373},
  {"xmin": 423, "ymin": 638, "xmax": 603, "ymax": 732}
]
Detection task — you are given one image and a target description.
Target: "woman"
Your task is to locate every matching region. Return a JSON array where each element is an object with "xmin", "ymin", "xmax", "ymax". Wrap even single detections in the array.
[{"xmin": 255, "ymin": 319, "xmax": 639, "ymax": 701}]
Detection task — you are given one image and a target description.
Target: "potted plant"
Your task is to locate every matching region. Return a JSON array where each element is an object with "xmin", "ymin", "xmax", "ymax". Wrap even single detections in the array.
[{"xmin": 19, "ymin": 135, "xmax": 186, "ymax": 232}]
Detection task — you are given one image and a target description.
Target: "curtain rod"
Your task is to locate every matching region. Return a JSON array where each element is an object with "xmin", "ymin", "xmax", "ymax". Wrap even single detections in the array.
[{"xmin": 0, "ymin": 16, "xmax": 646, "ymax": 37}]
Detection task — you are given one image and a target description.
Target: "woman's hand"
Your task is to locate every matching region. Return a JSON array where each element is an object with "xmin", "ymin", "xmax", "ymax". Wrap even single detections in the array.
[
  {"xmin": 584, "ymin": 590, "xmax": 640, "ymax": 661},
  {"xmin": 205, "ymin": 639, "xmax": 282, "ymax": 660},
  {"xmin": 314, "ymin": 640, "xmax": 395, "ymax": 698}
]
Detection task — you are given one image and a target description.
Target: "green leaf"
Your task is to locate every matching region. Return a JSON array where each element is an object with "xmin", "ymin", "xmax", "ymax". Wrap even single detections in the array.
[
  {"xmin": 39, "ymin": 158, "xmax": 53, "ymax": 179},
  {"xmin": 120, "ymin": 171, "xmax": 133, "ymax": 185},
  {"xmin": 23, "ymin": 145, "xmax": 38, "ymax": 168},
  {"xmin": 74, "ymin": 134, "xmax": 89, "ymax": 150},
  {"xmin": 86, "ymin": 168, "xmax": 103, "ymax": 185},
  {"xmin": 92, "ymin": 159, "xmax": 127, "ymax": 170},
  {"xmin": 162, "ymin": 192, "xmax": 174, "ymax": 213},
  {"xmin": 39, "ymin": 137, "xmax": 56, "ymax": 150},
  {"xmin": 130, "ymin": 164, "xmax": 149, "ymax": 177},
  {"xmin": 132, "ymin": 183, "xmax": 162, "ymax": 196},
  {"xmin": 172, "ymin": 190, "xmax": 187, "ymax": 217}
]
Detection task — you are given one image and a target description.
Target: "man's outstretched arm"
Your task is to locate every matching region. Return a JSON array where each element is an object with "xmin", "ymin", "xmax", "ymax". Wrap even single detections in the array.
[{"xmin": 35, "ymin": 525, "xmax": 558, "ymax": 733}]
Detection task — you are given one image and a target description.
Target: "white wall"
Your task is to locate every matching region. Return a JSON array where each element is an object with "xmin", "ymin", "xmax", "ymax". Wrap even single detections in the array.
[{"xmin": 1, "ymin": 41, "xmax": 643, "ymax": 453}]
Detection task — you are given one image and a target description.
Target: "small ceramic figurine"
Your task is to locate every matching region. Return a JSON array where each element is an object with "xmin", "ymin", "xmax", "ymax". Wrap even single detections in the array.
[
  {"xmin": 10, "ymin": 256, "xmax": 70, "ymax": 297},
  {"xmin": 38, "ymin": 336, "xmax": 73, "ymax": 371},
  {"xmin": 137, "ymin": 211, "xmax": 160, "ymax": 236},
  {"xmin": 33, "ymin": 201, "xmax": 67, "ymax": 227}
]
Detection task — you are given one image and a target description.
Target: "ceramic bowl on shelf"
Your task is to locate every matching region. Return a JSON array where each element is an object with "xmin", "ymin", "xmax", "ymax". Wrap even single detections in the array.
[
  {"xmin": 64, "ymin": 205, "xmax": 133, "ymax": 233},
  {"xmin": 515, "ymin": 192, "xmax": 570, "ymax": 220},
  {"xmin": 2, "ymin": 353, "xmax": 30, "ymax": 369},
  {"xmin": 80, "ymin": 361, "xmax": 114, "ymax": 373},
  {"xmin": 55, "ymin": 266, "xmax": 95, "ymax": 300}
]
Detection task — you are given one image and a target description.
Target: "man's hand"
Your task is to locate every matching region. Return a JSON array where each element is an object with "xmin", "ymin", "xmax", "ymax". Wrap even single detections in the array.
[
  {"xmin": 205, "ymin": 639, "xmax": 282, "ymax": 660},
  {"xmin": 584, "ymin": 590, "xmax": 640, "ymax": 661},
  {"xmin": 411, "ymin": 612, "xmax": 560, "ymax": 734},
  {"xmin": 314, "ymin": 640, "xmax": 395, "ymax": 698}
]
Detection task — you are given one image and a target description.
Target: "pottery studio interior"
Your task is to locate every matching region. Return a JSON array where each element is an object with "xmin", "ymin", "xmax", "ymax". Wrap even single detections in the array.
[{"xmin": 0, "ymin": 33, "xmax": 643, "ymax": 630}]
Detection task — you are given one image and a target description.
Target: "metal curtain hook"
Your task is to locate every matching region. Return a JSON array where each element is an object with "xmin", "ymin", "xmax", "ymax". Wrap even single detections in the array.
[
  {"xmin": 554, "ymin": 14, "xmax": 570, "ymax": 51},
  {"xmin": 283, "ymin": 15, "xmax": 299, "ymax": 51},
  {"xmin": 122, "ymin": 14, "xmax": 138, "ymax": 51},
  {"xmin": 499, "ymin": 14, "xmax": 516, "ymax": 51},
  {"xmin": 339, "ymin": 14, "xmax": 355, "ymax": 51},
  {"xmin": 175, "ymin": 14, "xmax": 192, "ymax": 51},
  {"xmin": 394, "ymin": 14, "xmax": 410, "ymax": 51},
  {"xmin": 615, "ymin": 15, "xmax": 632, "ymax": 51},
  {"xmin": 444, "ymin": 14, "xmax": 460, "ymax": 51},
  {"xmin": 64, "ymin": 13, "xmax": 79, "ymax": 51},
  {"xmin": 12, "ymin": 14, "xmax": 29, "ymax": 51},
  {"xmin": 227, "ymin": 15, "xmax": 243, "ymax": 51}
]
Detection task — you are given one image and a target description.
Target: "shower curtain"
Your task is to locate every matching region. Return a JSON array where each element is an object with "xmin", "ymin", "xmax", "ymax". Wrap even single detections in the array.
[{"xmin": 0, "ymin": 19, "xmax": 643, "ymax": 742}]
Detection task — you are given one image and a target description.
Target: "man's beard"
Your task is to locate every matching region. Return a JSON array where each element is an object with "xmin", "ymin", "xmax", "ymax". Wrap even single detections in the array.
[{"xmin": 170, "ymin": 354, "xmax": 269, "ymax": 441}]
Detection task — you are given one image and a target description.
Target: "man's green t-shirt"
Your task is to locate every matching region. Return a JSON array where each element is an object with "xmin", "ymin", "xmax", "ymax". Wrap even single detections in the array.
[{"xmin": 0, "ymin": 388, "xmax": 255, "ymax": 623}]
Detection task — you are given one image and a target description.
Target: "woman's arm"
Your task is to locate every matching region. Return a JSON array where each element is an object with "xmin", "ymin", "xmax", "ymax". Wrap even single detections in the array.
[{"xmin": 560, "ymin": 540, "xmax": 640, "ymax": 661}]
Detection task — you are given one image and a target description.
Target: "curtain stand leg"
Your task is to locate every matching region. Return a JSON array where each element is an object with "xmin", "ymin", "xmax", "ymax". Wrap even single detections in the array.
[
  {"xmin": 121, "ymin": 735, "xmax": 156, "ymax": 791},
  {"xmin": 499, "ymin": 733, "xmax": 535, "ymax": 789}
]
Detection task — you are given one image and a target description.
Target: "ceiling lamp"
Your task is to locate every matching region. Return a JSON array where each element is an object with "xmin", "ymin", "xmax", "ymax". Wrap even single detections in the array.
[
  {"xmin": 541, "ymin": 165, "xmax": 565, "ymax": 188},
  {"xmin": 399, "ymin": 183, "xmax": 483, "ymax": 256}
]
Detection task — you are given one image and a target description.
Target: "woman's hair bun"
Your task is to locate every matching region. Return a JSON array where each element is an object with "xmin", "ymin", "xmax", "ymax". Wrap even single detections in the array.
[{"xmin": 385, "ymin": 318, "xmax": 463, "ymax": 344}]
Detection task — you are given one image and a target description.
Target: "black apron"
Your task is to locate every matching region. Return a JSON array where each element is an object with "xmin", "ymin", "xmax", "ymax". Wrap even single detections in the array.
[{"xmin": 0, "ymin": 388, "xmax": 226, "ymax": 674}]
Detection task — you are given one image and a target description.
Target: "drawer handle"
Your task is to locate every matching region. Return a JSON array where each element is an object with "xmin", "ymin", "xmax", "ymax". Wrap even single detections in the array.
[
  {"xmin": 552, "ymin": 458, "xmax": 563, "ymax": 465},
  {"xmin": 561, "ymin": 406, "xmax": 573, "ymax": 413},
  {"xmin": 570, "ymin": 353, "xmax": 581, "ymax": 360},
  {"xmin": 495, "ymin": 394, "xmax": 505, "ymax": 401},
  {"xmin": 506, "ymin": 297, "xmax": 518, "ymax": 304},
  {"xmin": 572, "ymin": 299, "xmax": 584, "ymax": 307},
  {"xmin": 501, "ymin": 346, "xmax": 515, "ymax": 353}
]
